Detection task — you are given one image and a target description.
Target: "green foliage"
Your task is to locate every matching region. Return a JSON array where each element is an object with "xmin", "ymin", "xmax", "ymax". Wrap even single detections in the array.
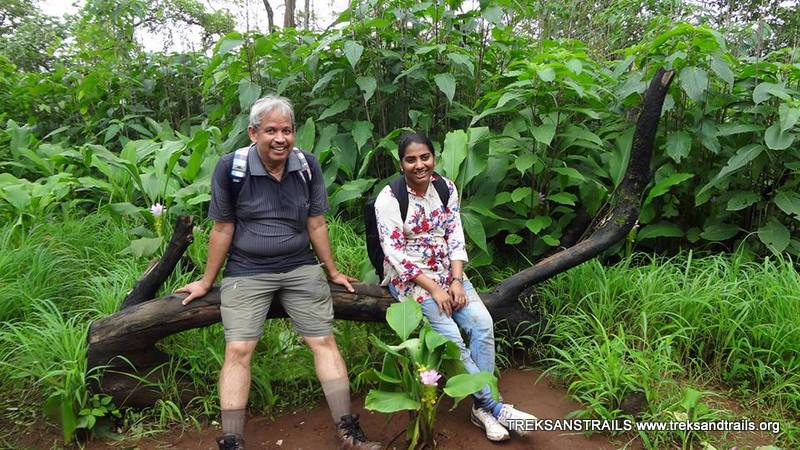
[
  {"xmin": 361, "ymin": 300, "xmax": 497, "ymax": 448},
  {"xmin": 538, "ymin": 253, "xmax": 800, "ymax": 448}
]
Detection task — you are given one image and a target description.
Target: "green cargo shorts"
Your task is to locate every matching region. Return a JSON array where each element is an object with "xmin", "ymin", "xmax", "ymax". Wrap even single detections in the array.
[{"xmin": 219, "ymin": 264, "xmax": 333, "ymax": 341}]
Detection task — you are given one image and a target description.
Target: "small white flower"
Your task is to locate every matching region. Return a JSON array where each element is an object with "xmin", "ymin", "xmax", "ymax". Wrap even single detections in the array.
[{"xmin": 150, "ymin": 203, "xmax": 165, "ymax": 218}]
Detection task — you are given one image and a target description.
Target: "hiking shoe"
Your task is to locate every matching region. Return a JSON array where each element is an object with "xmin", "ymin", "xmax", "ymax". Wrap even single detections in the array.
[
  {"xmin": 496, "ymin": 404, "xmax": 537, "ymax": 436},
  {"xmin": 216, "ymin": 433, "xmax": 245, "ymax": 450},
  {"xmin": 337, "ymin": 414, "xmax": 382, "ymax": 450},
  {"xmin": 470, "ymin": 405, "xmax": 510, "ymax": 442}
]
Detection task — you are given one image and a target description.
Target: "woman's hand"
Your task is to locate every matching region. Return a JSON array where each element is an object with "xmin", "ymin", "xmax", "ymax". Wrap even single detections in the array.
[
  {"xmin": 431, "ymin": 286, "xmax": 452, "ymax": 317},
  {"xmin": 450, "ymin": 280, "xmax": 467, "ymax": 310}
]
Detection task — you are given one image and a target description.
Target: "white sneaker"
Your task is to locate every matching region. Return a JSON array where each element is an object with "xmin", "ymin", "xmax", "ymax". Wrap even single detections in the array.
[
  {"xmin": 496, "ymin": 404, "xmax": 537, "ymax": 436},
  {"xmin": 470, "ymin": 405, "xmax": 510, "ymax": 442}
]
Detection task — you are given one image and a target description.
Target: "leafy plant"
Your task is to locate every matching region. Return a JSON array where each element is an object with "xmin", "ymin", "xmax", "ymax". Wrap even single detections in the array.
[{"xmin": 360, "ymin": 300, "xmax": 497, "ymax": 449}]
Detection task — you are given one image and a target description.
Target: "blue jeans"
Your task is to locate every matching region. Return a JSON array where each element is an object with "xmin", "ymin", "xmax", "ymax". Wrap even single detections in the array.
[{"xmin": 388, "ymin": 280, "xmax": 497, "ymax": 408}]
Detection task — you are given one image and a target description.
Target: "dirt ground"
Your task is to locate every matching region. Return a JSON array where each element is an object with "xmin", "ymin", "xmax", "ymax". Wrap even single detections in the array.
[
  {"xmin": 83, "ymin": 369, "xmax": 640, "ymax": 450},
  {"xmin": 11, "ymin": 368, "xmax": 775, "ymax": 450}
]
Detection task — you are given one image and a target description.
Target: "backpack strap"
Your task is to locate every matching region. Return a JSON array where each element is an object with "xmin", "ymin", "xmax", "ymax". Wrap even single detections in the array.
[
  {"xmin": 431, "ymin": 172, "xmax": 450, "ymax": 211},
  {"xmin": 229, "ymin": 145, "xmax": 252, "ymax": 206},
  {"xmin": 389, "ymin": 177, "xmax": 410, "ymax": 223},
  {"xmin": 292, "ymin": 147, "xmax": 313, "ymax": 184}
]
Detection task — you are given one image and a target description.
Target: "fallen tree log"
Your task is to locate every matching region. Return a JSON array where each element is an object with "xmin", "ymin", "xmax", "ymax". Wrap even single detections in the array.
[{"xmin": 87, "ymin": 68, "xmax": 674, "ymax": 407}]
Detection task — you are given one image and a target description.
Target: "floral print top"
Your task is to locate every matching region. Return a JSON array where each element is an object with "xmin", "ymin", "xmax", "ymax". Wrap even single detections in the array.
[{"xmin": 374, "ymin": 174, "xmax": 469, "ymax": 303}]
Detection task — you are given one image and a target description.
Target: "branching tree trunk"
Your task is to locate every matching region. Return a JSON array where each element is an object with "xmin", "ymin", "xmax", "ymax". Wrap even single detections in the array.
[{"xmin": 86, "ymin": 68, "xmax": 675, "ymax": 408}]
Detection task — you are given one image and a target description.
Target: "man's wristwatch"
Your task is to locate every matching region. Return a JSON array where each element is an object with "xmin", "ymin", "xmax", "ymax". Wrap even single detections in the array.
[{"xmin": 451, "ymin": 276, "xmax": 464, "ymax": 283}]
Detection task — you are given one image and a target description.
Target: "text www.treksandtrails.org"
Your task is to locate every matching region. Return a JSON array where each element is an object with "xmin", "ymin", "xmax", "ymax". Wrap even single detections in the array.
[{"xmin": 505, "ymin": 419, "xmax": 781, "ymax": 434}]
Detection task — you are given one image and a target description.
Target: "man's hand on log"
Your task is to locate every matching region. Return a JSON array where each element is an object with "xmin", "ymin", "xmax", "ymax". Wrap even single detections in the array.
[{"xmin": 175, "ymin": 280, "xmax": 212, "ymax": 305}]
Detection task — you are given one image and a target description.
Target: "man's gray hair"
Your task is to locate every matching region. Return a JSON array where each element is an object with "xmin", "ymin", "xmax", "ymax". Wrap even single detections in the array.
[{"xmin": 249, "ymin": 95, "xmax": 295, "ymax": 129}]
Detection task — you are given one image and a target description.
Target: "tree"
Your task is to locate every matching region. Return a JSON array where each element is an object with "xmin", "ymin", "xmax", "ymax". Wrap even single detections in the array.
[
  {"xmin": 284, "ymin": 0, "xmax": 296, "ymax": 28},
  {"xmin": 262, "ymin": 0, "xmax": 275, "ymax": 33},
  {"xmin": 0, "ymin": 0, "xmax": 66, "ymax": 71}
]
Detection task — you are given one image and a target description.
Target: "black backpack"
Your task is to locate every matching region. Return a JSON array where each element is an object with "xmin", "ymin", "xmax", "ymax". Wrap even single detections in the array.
[{"xmin": 364, "ymin": 173, "xmax": 450, "ymax": 279}]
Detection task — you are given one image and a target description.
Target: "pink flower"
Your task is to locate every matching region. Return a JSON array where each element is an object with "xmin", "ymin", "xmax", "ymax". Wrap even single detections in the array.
[
  {"xmin": 419, "ymin": 369, "xmax": 441, "ymax": 386},
  {"xmin": 150, "ymin": 203, "xmax": 165, "ymax": 217}
]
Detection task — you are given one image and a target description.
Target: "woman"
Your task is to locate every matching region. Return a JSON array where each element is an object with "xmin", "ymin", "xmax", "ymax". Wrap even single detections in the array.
[{"xmin": 374, "ymin": 132, "xmax": 537, "ymax": 442}]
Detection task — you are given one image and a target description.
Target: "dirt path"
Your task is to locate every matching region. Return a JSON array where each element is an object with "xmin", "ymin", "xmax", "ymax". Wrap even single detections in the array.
[{"xmin": 86, "ymin": 369, "xmax": 640, "ymax": 450}]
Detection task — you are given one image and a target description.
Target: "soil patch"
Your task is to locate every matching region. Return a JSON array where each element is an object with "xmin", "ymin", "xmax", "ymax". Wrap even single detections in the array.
[{"xmin": 86, "ymin": 369, "xmax": 640, "ymax": 450}]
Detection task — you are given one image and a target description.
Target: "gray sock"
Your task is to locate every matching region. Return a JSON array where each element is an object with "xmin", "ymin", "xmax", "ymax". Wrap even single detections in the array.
[
  {"xmin": 321, "ymin": 377, "xmax": 351, "ymax": 424},
  {"xmin": 221, "ymin": 408, "xmax": 246, "ymax": 437}
]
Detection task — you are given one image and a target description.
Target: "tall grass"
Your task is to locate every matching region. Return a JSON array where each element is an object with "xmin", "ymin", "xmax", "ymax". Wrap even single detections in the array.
[{"xmin": 536, "ymin": 252, "xmax": 800, "ymax": 448}]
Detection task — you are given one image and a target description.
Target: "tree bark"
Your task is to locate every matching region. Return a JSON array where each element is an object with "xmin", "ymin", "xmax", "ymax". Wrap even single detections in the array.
[
  {"xmin": 262, "ymin": 0, "xmax": 274, "ymax": 33},
  {"xmin": 283, "ymin": 0, "xmax": 295, "ymax": 28},
  {"xmin": 120, "ymin": 216, "xmax": 194, "ymax": 309}
]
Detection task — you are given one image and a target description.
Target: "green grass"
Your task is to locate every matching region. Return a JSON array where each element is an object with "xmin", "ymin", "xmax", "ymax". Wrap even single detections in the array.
[
  {"xmin": 534, "ymin": 252, "xmax": 800, "ymax": 449},
  {"xmin": 3, "ymin": 211, "xmax": 799, "ymax": 449}
]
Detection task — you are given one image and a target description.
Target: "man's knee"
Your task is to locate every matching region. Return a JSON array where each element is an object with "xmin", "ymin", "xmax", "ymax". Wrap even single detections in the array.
[
  {"xmin": 224, "ymin": 340, "xmax": 257, "ymax": 365},
  {"xmin": 303, "ymin": 334, "xmax": 338, "ymax": 352}
]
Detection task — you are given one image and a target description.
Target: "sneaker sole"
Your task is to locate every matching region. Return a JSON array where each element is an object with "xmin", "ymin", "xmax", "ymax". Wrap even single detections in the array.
[{"xmin": 470, "ymin": 413, "xmax": 511, "ymax": 442}]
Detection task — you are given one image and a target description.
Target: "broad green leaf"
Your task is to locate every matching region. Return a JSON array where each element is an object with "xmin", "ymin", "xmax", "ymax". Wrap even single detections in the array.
[
  {"xmin": 497, "ymin": 90, "xmax": 523, "ymax": 108},
  {"xmin": 638, "ymin": 223, "xmax": 683, "ymax": 240},
  {"xmin": 541, "ymin": 235, "xmax": 560, "ymax": 246},
  {"xmin": 551, "ymin": 167, "xmax": 586, "ymax": 182},
  {"xmin": 505, "ymin": 234, "xmax": 523, "ymax": 245},
  {"xmin": 364, "ymin": 390, "xmax": 420, "ymax": 413},
  {"xmin": 644, "ymin": 173, "xmax": 694, "ymax": 206},
  {"xmin": 424, "ymin": 328, "xmax": 449, "ymax": 351},
  {"xmin": 774, "ymin": 191, "xmax": 800, "ymax": 219},
  {"xmin": 329, "ymin": 178, "xmax": 376, "ymax": 209},
  {"xmin": 537, "ymin": 67, "xmax": 555, "ymax": 82},
  {"xmin": 217, "ymin": 36, "xmax": 243, "ymax": 55},
  {"xmin": 679, "ymin": 66, "xmax": 708, "ymax": 101},
  {"xmin": 447, "ymin": 53, "xmax": 474, "ymax": 75},
  {"xmin": 716, "ymin": 123, "xmax": 762, "ymax": 136},
  {"xmin": 563, "ymin": 125, "xmax": 603, "ymax": 146},
  {"xmin": 434, "ymin": 73, "xmax": 456, "ymax": 103},
  {"xmin": 312, "ymin": 68, "xmax": 343, "ymax": 94},
  {"xmin": 440, "ymin": 130, "xmax": 468, "ymax": 179},
  {"xmin": 779, "ymin": 104, "xmax": 799, "ymax": 132},
  {"xmin": 566, "ymin": 59, "xmax": 583, "ymax": 74},
  {"xmin": 726, "ymin": 191, "xmax": 760, "ymax": 211},
  {"xmin": 764, "ymin": 122, "xmax": 794, "ymax": 150},
  {"xmin": 343, "ymin": 40, "xmax": 364, "ymax": 69},
  {"xmin": 129, "ymin": 237, "xmax": 162, "ymax": 258},
  {"xmin": 547, "ymin": 192, "xmax": 577, "ymax": 206},
  {"xmin": 698, "ymin": 144, "xmax": 763, "ymax": 197},
  {"xmin": 444, "ymin": 371, "xmax": 498, "ymax": 399},
  {"xmin": 525, "ymin": 216, "xmax": 552, "ymax": 234},
  {"xmin": 514, "ymin": 153, "xmax": 536, "ymax": 173},
  {"xmin": 709, "ymin": 55, "xmax": 734, "ymax": 86},
  {"xmin": 352, "ymin": 121, "xmax": 373, "ymax": 150},
  {"xmin": 0, "ymin": 184, "xmax": 31, "ymax": 211},
  {"xmin": 386, "ymin": 300, "xmax": 422, "ymax": 341},
  {"xmin": 109, "ymin": 202, "xmax": 140, "ymax": 216},
  {"xmin": 296, "ymin": 117, "xmax": 315, "ymax": 151},
  {"xmin": 511, "ymin": 187, "xmax": 532, "ymax": 203},
  {"xmin": 665, "ymin": 131, "xmax": 692, "ymax": 163},
  {"xmin": 531, "ymin": 123, "xmax": 556, "ymax": 146},
  {"xmin": 753, "ymin": 82, "xmax": 790, "ymax": 104},
  {"xmin": 461, "ymin": 210, "xmax": 487, "ymax": 253},
  {"xmin": 700, "ymin": 223, "xmax": 739, "ymax": 241},
  {"xmin": 318, "ymin": 100, "xmax": 349, "ymax": 121},
  {"xmin": 238, "ymin": 79, "xmax": 261, "ymax": 110},
  {"xmin": 758, "ymin": 219, "xmax": 790, "ymax": 254}
]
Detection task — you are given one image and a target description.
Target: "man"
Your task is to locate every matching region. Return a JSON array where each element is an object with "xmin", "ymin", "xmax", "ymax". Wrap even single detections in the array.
[{"xmin": 176, "ymin": 95, "xmax": 381, "ymax": 450}]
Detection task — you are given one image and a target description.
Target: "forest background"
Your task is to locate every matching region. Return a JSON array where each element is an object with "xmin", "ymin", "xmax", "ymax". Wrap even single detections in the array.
[{"xmin": 1, "ymin": 0, "xmax": 799, "ymax": 448}]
